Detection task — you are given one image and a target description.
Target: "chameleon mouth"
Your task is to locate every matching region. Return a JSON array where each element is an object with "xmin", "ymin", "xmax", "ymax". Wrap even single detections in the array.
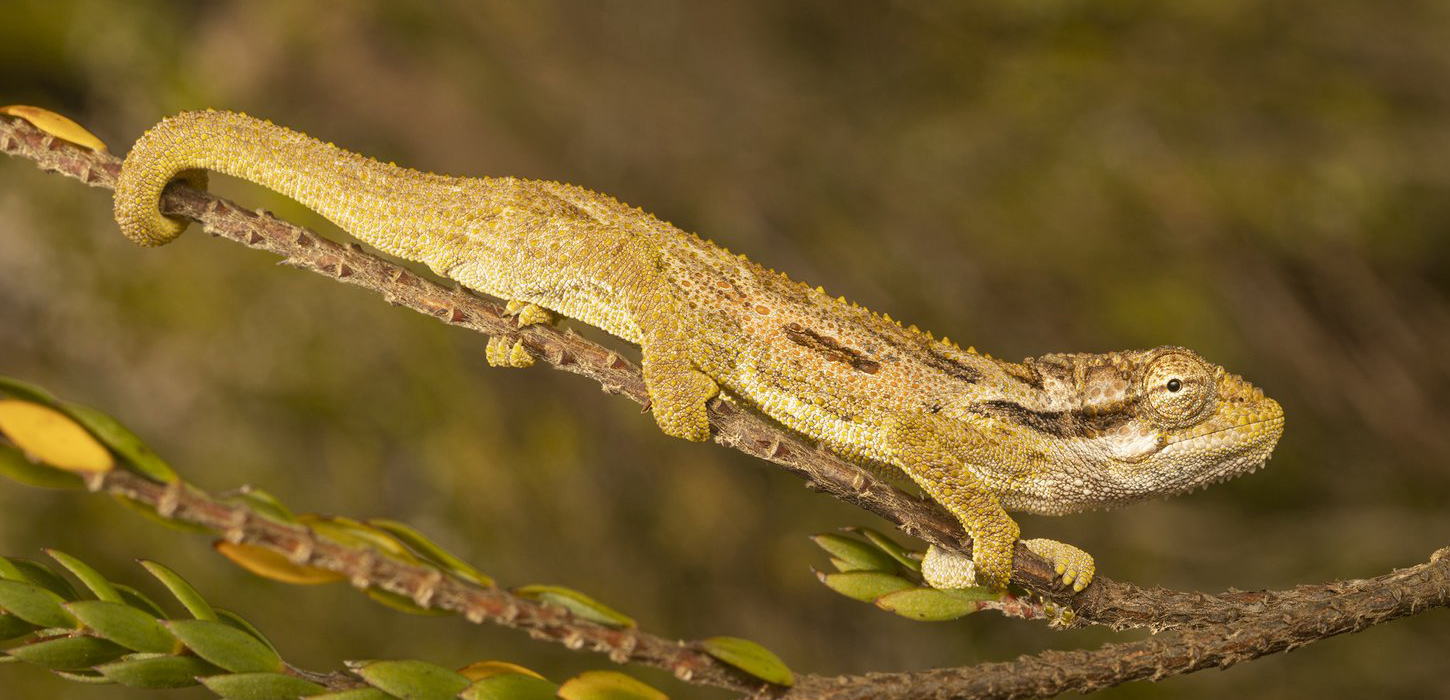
[
  {"xmin": 1167, "ymin": 414, "xmax": 1285, "ymax": 491},
  {"xmin": 1165, "ymin": 414, "xmax": 1286, "ymax": 449}
]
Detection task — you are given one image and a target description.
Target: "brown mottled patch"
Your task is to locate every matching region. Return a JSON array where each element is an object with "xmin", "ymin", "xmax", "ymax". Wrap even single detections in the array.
[
  {"xmin": 782, "ymin": 322, "xmax": 881, "ymax": 374},
  {"xmin": 754, "ymin": 304, "xmax": 771, "ymax": 315},
  {"xmin": 919, "ymin": 345, "xmax": 983, "ymax": 384},
  {"xmin": 970, "ymin": 400, "xmax": 1137, "ymax": 439},
  {"xmin": 999, "ymin": 361, "xmax": 1043, "ymax": 390}
]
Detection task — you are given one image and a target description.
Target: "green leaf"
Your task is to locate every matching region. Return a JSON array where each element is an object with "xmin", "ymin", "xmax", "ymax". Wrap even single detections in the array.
[
  {"xmin": 7, "ymin": 635, "xmax": 128, "ymax": 669},
  {"xmin": 0, "ymin": 376, "xmax": 60, "ymax": 404},
  {"xmin": 114, "ymin": 583, "xmax": 169, "ymax": 620},
  {"xmin": 351, "ymin": 659, "xmax": 471, "ymax": 700},
  {"xmin": 97, "ymin": 653, "xmax": 219, "ymax": 688},
  {"xmin": 811, "ymin": 533, "xmax": 899, "ymax": 572},
  {"xmin": 305, "ymin": 688, "xmax": 394, "ymax": 700},
  {"xmin": 556, "ymin": 670, "xmax": 667, "ymax": 700},
  {"xmin": 852, "ymin": 527, "xmax": 922, "ymax": 573},
  {"xmin": 367, "ymin": 519, "xmax": 494, "ymax": 587},
  {"xmin": 201, "ymin": 672, "xmax": 327, "ymax": 699},
  {"xmin": 229, "ymin": 487, "xmax": 298, "ymax": 524},
  {"xmin": 873, "ymin": 587, "xmax": 998, "ymax": 621},
  {"xmin": 0, "ymin": 443, "xmax": 86, "ymax": 489},
  {"xmin": 47, "ymin": 550, "xmax": 124, "ymax": 603},
  {"xmin": 306, "ymin": 689, "xmax": 394, "ymax": 700},
  {"xmin": 140, "ymin": 560, "xmax": 217, "ymax": 620},
  {"xmin": 61, "ymin": 401, "xmax": 178, "ymax": 483},
  {"xmin": 8, "ymin": 557, "xmax": 78, "ymax": 598},
  {"xmin": 512, "ymin": 585, "xmax": 635, "ymax": 628},
  {"xmin": 52, "ymin": 669, "xmax": 112, "ymax": 683},
  {"xmin": 0, "ymin": 611, "xmax": 37, "ymax": 640},
  {"xmin": 217, "ymin": 607, "xmax": 281, "ymax": 657},
  {"xmin": 817, "ymin": 570, "xmax": 915, "ymax": 602},
  {"xmin": 65, "ymin": 601, "xmax": 174, "ymax": 653},
  {"xmin": 462, "ymin": 673, "xmax": 560, "ymax": 700},
  {"xmin": 0, "ymin": 579, "xmax": 76, "ymax": 628},
  {"xmin": 700, "ymin": 636, "xmax": 794, "ymax": 686},
  {"xmin": 168, "ymin": 619, "xmax": 282, "ymax": 673},
  {"xmin": 304, "ymin": 517, "xmax": 418, "ymax": 563}
]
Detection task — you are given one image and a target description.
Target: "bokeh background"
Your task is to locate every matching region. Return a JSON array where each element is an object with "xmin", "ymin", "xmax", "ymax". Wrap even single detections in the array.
[{"xmin": 2, "ymin": 1, "xmax": 1448, "ymax": 698}]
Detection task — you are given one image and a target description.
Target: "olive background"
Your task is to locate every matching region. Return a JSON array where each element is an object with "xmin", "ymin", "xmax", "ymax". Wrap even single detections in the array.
[{"xmin": 2, "ymin": 1, "xmax": 1448, "ymax": 698}]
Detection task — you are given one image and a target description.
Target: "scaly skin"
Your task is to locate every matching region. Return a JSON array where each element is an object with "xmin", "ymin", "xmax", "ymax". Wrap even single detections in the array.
[{"xmin": 113, "ymin": 110, "xmax": 1286, "ymax": 592}]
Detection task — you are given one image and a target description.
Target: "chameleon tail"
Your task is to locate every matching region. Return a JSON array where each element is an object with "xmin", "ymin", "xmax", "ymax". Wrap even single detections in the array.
[{"xmin": 113, "ymin": 109, "xmax": 470, "ymax": 270}]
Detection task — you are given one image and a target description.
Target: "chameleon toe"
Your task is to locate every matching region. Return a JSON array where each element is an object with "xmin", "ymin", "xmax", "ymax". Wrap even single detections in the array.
[
  {"xmin": 1022, "ymin": 538, "xmax": 1095, "ymax": 591},
  {"xmin": 485, "ymin": 337, "xmax": 534, "ymax": 368}
]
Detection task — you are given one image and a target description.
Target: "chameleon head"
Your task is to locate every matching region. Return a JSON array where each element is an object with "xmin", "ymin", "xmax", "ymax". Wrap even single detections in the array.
[{"xmin": 996, "ymin": 346, "xmax": 1285, "ymax": 514}]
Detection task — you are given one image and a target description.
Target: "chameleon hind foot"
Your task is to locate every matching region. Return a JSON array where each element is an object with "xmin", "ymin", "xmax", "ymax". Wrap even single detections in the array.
[
  {"xmin": 921, "ymin": 545, "xmax": 979, "ymax": 589},
  {"xmin": 1022, "ymin": 538, "xmax": 1095, "ymax": 591},
  {"xmin": 641, "ymin": 352, "xmax": 718, "ymax": 442},
  {"xmin": 485, "ymin": 336, "xmax": 533, "ymax": 368},
  {"xmin": 485, "ymin": 301, "xmax": 555, "ymax": 368}
]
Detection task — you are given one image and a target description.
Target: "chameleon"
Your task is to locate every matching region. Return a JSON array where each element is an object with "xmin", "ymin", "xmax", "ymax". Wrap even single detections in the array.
[{"xmin": 111, "ymin": 110, "xmax": 1285, "ymax": 593}]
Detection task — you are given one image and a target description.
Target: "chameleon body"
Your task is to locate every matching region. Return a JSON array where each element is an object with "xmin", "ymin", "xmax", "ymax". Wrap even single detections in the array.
[{"xmin": 113, "ymin": 110, "xmax": 1285, "ymax": 591}]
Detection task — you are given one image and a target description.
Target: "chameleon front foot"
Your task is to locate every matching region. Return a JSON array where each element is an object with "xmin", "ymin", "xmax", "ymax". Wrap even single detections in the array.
[
  {"xmin": 641, "ymin": 353, "xmax": 719, "ymax": 442},
  {"xmin": 485, "ymin": 336, "xmax": 533, "ymax": 368},
  {"xmin": 1022, "ymin": 538, "xmax": 1095, "ymax": 591}
]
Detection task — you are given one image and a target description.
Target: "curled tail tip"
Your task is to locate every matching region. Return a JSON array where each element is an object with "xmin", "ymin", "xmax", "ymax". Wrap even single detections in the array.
[
  {"xmin": 113, "ymin": 145, "xmax": 209, "ymax": 248},
  {"xmin": 112, "ymin": 194, "xmax": 188, "ymax": 247}
]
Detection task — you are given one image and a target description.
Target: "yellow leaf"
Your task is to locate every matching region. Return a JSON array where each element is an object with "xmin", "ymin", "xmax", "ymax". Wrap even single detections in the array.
[
  {"xmin": 0, "ymin": 400, "xmax": 113, "ymax": 473},
  {"xmin": 0, "ymin": 105, "xmax": 108, "ymax": 152},
  {"xmin": 213, "ymin": 542, "xmax": 344, "ymax": 585},
  {"xmin": 458, "ymin": 660, "xmax": 546, "ymax": 681},
  {"xmin": 557, "ymin": 671, "xmax": 667, "ymax": 700}
]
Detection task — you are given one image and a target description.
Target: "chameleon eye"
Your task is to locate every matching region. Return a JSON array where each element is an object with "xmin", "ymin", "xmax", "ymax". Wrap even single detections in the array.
[{"xmin": 1143, "ymin": 350, "xmax": 1214, "ymax": 428}]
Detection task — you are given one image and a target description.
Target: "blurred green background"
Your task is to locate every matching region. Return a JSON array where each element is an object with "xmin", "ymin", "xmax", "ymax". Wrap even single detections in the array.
[{"xmin": 2, "ymin": 1, "xmax": 1448, "ymax": 698}]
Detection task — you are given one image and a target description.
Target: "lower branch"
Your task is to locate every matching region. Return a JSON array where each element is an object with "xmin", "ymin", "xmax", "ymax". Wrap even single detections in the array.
[{"xmin": 775, "ymin": 546, "xmax": 1450, "ymax": 699}]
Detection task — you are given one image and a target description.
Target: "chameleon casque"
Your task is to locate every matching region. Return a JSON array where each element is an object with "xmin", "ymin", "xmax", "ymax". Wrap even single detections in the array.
[{"xmin": 112, "ymin": 110, "xmax": 1286, "ymax": 593}]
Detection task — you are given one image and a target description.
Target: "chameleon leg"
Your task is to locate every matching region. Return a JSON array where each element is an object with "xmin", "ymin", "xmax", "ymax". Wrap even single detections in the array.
[
  {"xmin": 638, "ymin": 329, "xmax": 719, "ymax": 442},
  {"xmin": 885, "ymin": 414, "xmax": 1020, "ymax": 591},
  {"xmin": 887, "ymin": 414, "xmax": 1097, "ymax": 591},
  {"xmin": 624, "ymin": 282, "xmax": 719, "ymax": 443},
  {"xmin": 485, "ymin": 300, "xmax": 557, "ymax": 368}
]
